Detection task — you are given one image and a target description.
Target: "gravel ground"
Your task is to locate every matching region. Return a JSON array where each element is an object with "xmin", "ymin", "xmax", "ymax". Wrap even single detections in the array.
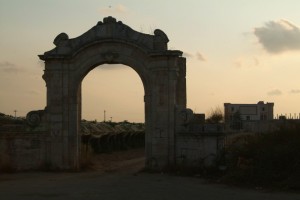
[{"xmin": 0, "ymin": 149, "xmax": 300, "ymax": 200}]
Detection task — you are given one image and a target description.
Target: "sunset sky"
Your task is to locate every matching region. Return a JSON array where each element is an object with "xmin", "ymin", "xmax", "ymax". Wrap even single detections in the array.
[{"xmin": 1, "ymin": 0, "xmax": 300, "ymax": 122}]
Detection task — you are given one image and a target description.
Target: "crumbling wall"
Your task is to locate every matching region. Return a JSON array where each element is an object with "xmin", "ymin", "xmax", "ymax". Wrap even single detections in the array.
[
  {"xmin": 0, "ymin": 133, "xmax": 47, "ymax": 171},
  {"xmin": 176, "ymin": 132, "xmax": 225, "ymax": 167}
]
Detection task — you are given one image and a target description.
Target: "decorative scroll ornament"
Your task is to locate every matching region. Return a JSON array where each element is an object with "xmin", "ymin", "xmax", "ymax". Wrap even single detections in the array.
[
  {"xmin": 53, "ymin": 32, "xmax": 69, "ymax": 46},
  {"xmin": 154, "ymin": 29, "xmax": 169, "ymax": 51},
  {"xmin": 179, "ymin": 108, "xmax": 194, "ymax": 125},
  {"xmin": 26, "ymin": 110, "xmax": 44, "ymax": 127}
]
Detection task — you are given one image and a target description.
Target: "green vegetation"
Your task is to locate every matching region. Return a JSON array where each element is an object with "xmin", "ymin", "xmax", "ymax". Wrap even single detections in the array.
[
  {"xmin": 206, "ymin": 106, "xmax": 223, "ymax": 123},
  {"xmin": 230, "ymin": 111, "xmax": 242, "ymax": 130},
  {"xmin": 222, "ymin": 125, "xmax": 300, "ymax": 190},
  {"xmin": 160, "ymin": 123, "xmax": 300, "ymax": 191}
]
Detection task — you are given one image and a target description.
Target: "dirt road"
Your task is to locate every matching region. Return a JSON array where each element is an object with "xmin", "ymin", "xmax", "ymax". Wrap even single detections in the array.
[{"xmin": 0, "ymin": 149, "xmax": 299, "ymax": 200}]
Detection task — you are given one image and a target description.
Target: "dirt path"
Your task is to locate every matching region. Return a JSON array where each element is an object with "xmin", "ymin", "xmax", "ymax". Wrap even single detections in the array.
[
  {"xmin": 0, "ymin": 149, "xmax": 299, "ymax": 200},
  {"xmin": 85, "ymin": 148, "xmax": 145, "ymax": 173}
]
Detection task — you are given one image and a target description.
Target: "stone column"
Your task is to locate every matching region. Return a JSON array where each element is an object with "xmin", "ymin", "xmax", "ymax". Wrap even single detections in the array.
[
  {"xmin": 43, "ymin": 62, "xmax": 81, "ymax": 170},
  {"xmin": 148, "ymin": 63, "xmax": 178, "ymax": 169},
  {"xmin": 64, "ymin": 73, "xmax": 81, "ymax": 170},
  {"xmin": 43, "ymin": 66, "xmax": 65, "ymax": 169}
]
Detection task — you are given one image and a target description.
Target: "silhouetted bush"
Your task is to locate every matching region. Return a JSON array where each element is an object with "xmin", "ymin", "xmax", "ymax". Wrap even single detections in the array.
[
  {"xmin": 206, "ymin": 106, "xmax": 223, "ymax": 123},
  {"xmin": 223, "ymin": 125, "xmax": 300, "ymax": 190}
]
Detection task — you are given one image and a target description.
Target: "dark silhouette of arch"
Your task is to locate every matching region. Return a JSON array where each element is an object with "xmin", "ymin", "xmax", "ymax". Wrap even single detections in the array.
[{"xmin": 36, "ymin": 16, "xmax": 187, "ymax": 170}]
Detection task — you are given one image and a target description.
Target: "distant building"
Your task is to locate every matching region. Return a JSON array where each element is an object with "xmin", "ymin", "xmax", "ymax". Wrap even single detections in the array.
[{"xmin": 224, "ymin": 101, "xmax": 274, "ymax": 123}]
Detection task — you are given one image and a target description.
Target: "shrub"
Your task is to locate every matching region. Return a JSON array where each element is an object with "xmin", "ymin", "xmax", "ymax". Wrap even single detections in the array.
[
  {"xmin": 206, "ymin": 107, "xmax": 223, "ymax": 123},
  {"xmin": 223, "ymin": 126, "xmax": 300, "ymax": 190}
]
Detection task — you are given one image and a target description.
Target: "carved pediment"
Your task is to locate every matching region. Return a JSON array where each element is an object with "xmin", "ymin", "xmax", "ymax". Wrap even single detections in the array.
[{"xmin": 39, "ymin": 16, "xmax": 173, "ymax": 60}]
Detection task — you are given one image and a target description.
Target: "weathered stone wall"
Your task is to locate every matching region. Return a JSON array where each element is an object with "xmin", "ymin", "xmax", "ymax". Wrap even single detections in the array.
[
  {"xmin": 0, "ymin": 130, "xmax": 225, "ymax": 171},
  {"xmin": 0, "ymin": 121, "xmax": 147, "ymax": 171},
  {"xmin": 176, "ymin": 132, "xmax": 225, "ymax": 167},
  {"xmin": 0, "ymin": 133, "xmax": 47, "ymax": 171}
]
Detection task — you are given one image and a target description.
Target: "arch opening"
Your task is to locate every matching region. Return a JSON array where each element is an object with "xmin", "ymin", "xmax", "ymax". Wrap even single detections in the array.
[
  {"xmin": 82, "ymin": 64, "xmax": 145, "ymax": 123},
  {"xmin": 80, "ymin": 64, "xmax": 146, "ymax": 170}
]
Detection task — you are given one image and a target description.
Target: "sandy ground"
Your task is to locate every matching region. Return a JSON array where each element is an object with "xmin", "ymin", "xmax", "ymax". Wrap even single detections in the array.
[{"xmin": 0, "ymin": 148, "xmax": 300, "ymax": 200}]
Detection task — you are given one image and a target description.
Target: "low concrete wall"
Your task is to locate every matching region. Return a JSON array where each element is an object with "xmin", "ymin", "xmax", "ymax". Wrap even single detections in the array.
[
  {"xmin": 176, "ymin": 132, "xmax": 225, "ymax": 167},
  {"xmin": 0, "ymin": 127, "xmax": 225, "ymax": 171}
]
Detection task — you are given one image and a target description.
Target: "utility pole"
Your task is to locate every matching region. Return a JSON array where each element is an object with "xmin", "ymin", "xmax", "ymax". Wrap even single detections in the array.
[
  {"xmin": 110, "ymin": 117, "xmax": 112, "ymax": 122},
  {"xmin": 104, "ymin": 110, "xmax": 106, "ymax": 122},
  {"xmin": 14, "ymin": 110, "xmax": 17, "ymax": 118}
]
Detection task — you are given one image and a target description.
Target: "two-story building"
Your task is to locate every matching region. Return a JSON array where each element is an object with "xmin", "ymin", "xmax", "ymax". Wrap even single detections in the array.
[{"xmin": 224, "ymin": 101, "xmax": 274, "ymax": 123}]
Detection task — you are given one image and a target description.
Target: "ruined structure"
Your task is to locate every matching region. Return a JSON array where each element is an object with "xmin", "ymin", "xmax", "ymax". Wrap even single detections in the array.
[
  {"xmin": 2, "ymin": 16, "xmax": 224, "ymax": 171},
  {"xmin": 34, "ymin": 16, "xmax": 190, "ymax": 170}
]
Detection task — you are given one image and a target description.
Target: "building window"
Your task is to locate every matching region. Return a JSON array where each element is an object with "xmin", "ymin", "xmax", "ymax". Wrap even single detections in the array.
[
  {"xmin": 231, "ymin": 107, "xmax": 234, "ymax": 112},
  {"xmin": 262, "ymin": 107, "xmax": 265, "ymax": 111},
  {"xmin": 246, "ymin": 116, "xmax": 250, "ymax": 120}
]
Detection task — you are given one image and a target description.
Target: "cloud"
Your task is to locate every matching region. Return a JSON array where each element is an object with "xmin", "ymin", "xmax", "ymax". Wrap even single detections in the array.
[
  {"xmin": 0, "ymin": 61, "xmax": 15, "ymax": 68},
  {"xmin": 254, "ymin": 19, "xmax": 300, "ymax": 53},
  {"xmin": 182, "ymin": 51, "xmax": 206, "ymax": 61},
  {"xmin": 98, "ymin": 4, "xmax": 129, "ymax": 15},
  {"xmin": 196, "ymin": 52, "xmax": 206, "ymax": 61},
  {"xmin": 267, "ymin": 89, "xmax": 282, "ymax": 96},
  {"xmin": 115, "ymin": 4, "xmax": 128, "ymax": 13},
  {"xmin": 182, "ymin": 51, "xmax": 193, "ymax": 58},
  {"xmin": 234, "ymin": 56, "xmax": 259, "ymax": 68},
  {"xmin": 234, "ymin": 60, "xmax": 242, "ymax": 68},
  {"xmin": 0, "ymin": 61, "xmax": 25, "ymax": 74},
  {"xmin": 253, "ymin": 57, "xmax": 259, "ymax": 66},
  {"xmin": 290, "ymin": 89, "xmax": 300, "ymax": 94}
]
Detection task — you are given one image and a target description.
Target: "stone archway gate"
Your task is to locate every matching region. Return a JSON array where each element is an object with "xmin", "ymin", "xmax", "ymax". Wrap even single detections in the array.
[{"xmin": 37, "ymin": 16, "xmax": 188, "ymax": 170}]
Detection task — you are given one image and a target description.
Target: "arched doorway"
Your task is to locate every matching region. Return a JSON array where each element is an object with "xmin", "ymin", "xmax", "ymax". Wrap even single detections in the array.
[
  {"xmin": 81, "ymin": 64, "xmax": 145, "ymax": 163},
  {"xmin": 82, "ymin": 64, "xmax": 144, "ymax": 123},
  {"xmin": 38, "ymin": 16, "xmax": 187, "ymax": 170}
]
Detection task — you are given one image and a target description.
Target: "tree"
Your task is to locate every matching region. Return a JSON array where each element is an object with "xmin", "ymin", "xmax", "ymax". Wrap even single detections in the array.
[
  {"xmin": 231, "ymin": 111, "xmax": 242, "ymax": 130},
  {"xmin": 206, "ymin": 106, "xmax": 224, "ymax": 123}
]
